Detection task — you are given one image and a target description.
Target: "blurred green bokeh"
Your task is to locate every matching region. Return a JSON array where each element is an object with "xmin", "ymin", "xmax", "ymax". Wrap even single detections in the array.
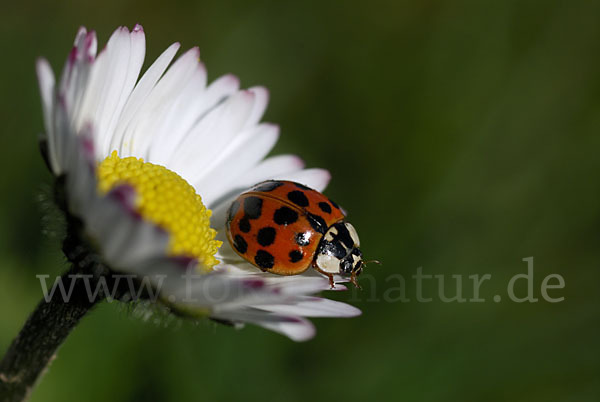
[{"xmin": 1, "ymin": 1, "xmax": 599, "ymax": 401}]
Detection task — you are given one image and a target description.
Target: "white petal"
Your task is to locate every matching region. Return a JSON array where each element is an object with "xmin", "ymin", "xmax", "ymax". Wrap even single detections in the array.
[
  {"xmin": 256, "ymin": 317, "xmax": 315, "ymax": 341},
  {"xmin": 244, "ymin": 86, "xmax": 269, "ymax": 128},
  {"xmin": 168, "ymin": 89, "xmax": 258, "ymax": 181},
  {"xmin": 274, "ymin": 168, "xmax": 331, "ymax": 192},
  {"xmin": 114, "ymin": 42, "xmax": 181, "ymax": 156},
  {"xmin": 61, "ymin": 29, "xmax": 97, "ymax": 128},
  {"xmin": 89, "ymin": 187, "xmax": 170, "ymax": 268},
  {"xmin": 100, "ymin": 25, "xmax": 146, "ymax": 155},
  {"xmin": 77, "ymin": 27, "xmax": 146, "ymax": 159},
  {"xmin": 231, "ymin": 154, "xmax": 305, "ymax": 189},
  {"xmin": 215, "ymin": 261, "xmax": 345, "ymax": 295},
  {"xmin": 211, "ymin": 309, "xmax": 316, "ymax": 342},
  {"xmin": 36, "ymin": 58, "xmax": 55, "ymax": 134},
  {"xmin": 194, "ymin": 123, "xmax": 279, "ymax": 206},
  {"xmin": 163, "ymin": 270, "xmax": 314, "ymax": 311},
  {"xmin": 120, "ymin": 47, "xmax": 202, "ymax": 159},
  {"xmin": 58, "ymin": 27, "xmax": 87, "ymax": 97},
  {"xmin": 50, "ymin": 96, "xmax": 72, "ymax": 173},
  {"xmin": 252, "ymin": 296, "xmax": 361, "ymax": 317},
  {"xmin": 152, "ymin": 73, "xmax": 241, "ymax": 168},
  {"xmin": 36, "ymin": 58, "xmax": 59, "ymax": 173},
  {"xmin": 146, "ymin": 62, "xmax": 208, "ymax": 164}
]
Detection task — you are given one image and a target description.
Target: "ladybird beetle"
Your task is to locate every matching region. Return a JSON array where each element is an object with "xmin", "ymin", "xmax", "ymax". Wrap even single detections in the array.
[{"xmin": 226, "ymin": 180, "xmax": 365, "ymax": 288}]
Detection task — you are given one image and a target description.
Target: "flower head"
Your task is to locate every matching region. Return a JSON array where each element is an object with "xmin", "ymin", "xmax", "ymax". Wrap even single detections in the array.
[{"xmin": 36, "ymin": 25, "xmax": 360, "ymax": 341}]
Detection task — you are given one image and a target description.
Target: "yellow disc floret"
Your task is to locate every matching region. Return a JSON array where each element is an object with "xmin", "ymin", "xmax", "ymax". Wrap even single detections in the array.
[{"xmin": 97, "ymin": 151, "xmax": 221, "ymax": 270}]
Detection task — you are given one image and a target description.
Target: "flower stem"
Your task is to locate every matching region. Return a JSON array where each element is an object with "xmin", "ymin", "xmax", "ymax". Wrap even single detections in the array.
[{"xmin": 0, "ymin": 265, "xmax": 102, "ymax": 402}]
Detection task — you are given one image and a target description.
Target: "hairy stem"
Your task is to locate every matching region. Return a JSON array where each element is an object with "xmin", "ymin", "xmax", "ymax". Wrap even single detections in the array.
[{"xmin": 0, "ymin": 265, "xmax": 102, "ymax": 402}]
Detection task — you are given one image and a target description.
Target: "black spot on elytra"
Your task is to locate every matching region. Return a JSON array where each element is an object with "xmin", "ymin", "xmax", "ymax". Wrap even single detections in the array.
[
  {"xmin": 318, "ymin": 201, "xmax": 332, "ymax": 214},
  {"xmin": 307, "ymin": 213, "xmax": 327, "ymax": 234},
  {"xmin": 238, "ymin": 217, "xmax": 251, "ymax": 233},
  {"xmin": 233, "ymin": 235, "xmax": 248, "ymax": 254},
  {"xmin": 294, "ymin": 182, "xmax": 311, "ymax": 190},
  {"xmin": 227, "ymin": 200, "xmax": 240, "ymax": 222},
  {"xmin": 273, "ymin": 207, "xmax": 298, "ymax": 225},
  {"xmin": 295, "ymin": 232, "xmax": 310, "ymax": 246},
  {"xmin": 244, "ymin": 196, "xmax": 263, "ymax": 219},
  {"xmin": 328, "ymin": 198, "xmax": 340, "ymax": 210},
  {"xmin": 257, "ymin": 227, "xmax": 276, "ymax": 247},
  {"xmin": 254, "ymin": 250, "xmax": 274, "ymax": 269},
  {"xmin": 287, "ymin": 190, "xmax": 309, "ymax": 207},
  {"xmin": 254, "ymin": 181, "xmax": 284, "ymax": 192},
  {"xmin": 289, "ymin": 250, "xmax": 303, "ymax": 263}
]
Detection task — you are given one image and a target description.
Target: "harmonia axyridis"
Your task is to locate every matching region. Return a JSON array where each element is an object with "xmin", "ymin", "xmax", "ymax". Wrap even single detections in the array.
[{"xmin": 226, "ymin": 180, "xmax": 365, "ymax": 287}]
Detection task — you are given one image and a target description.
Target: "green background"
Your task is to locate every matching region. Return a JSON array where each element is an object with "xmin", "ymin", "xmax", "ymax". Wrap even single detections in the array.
[{"xmin": 1, "ymin": 0, "xmax": 599, "ymax": 401}]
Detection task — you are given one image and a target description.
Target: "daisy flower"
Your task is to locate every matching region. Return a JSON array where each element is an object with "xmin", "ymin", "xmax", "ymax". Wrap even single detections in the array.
[{"xmin": 35, "ymin": 25, "xmax": 361, "ymax": 342}]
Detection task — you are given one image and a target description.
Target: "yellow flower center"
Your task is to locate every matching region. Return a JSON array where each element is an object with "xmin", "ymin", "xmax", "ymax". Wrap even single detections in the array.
[{"xmin": 97, "ymin": 151, "xmax": 221, "ymax": 270}]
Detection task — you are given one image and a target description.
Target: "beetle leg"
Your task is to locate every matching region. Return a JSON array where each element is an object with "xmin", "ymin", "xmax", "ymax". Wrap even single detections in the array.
[
  {"xmin": 350, "ymin": 272, "xmax": 361, "ymax": 289},
  {"xmin": 328, "ymin": 274, "xmax": 335, "ymax": 289}
]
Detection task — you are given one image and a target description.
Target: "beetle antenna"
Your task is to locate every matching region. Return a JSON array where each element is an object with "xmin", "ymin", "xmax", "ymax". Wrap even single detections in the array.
[{"xmin": 364, "ymin": 259, "xmax": 381, "ymax": 267}]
